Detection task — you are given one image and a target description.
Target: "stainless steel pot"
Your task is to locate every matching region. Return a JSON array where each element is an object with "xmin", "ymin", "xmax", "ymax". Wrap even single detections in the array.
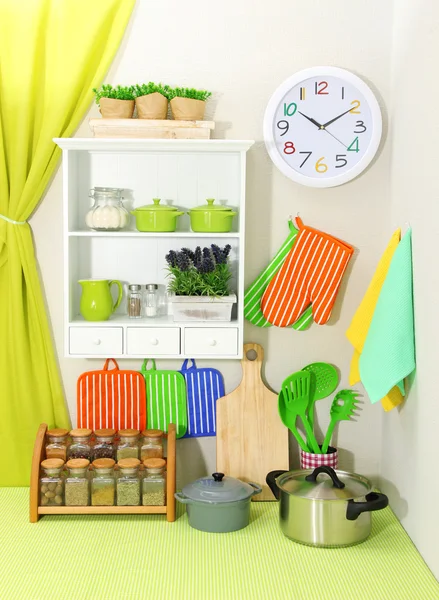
[{"xmin": 267, "ymin": 466, "xmax": 388, "ymax": 547}]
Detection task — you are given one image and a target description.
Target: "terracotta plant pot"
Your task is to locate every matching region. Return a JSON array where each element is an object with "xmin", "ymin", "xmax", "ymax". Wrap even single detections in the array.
[
  {"xmin": 135, "ymin": 92, "xmax": 168, "ymax": 119},
  {"xmin": 99, "ymin": 97, "xmax": 135, "ymax": 119},
  {"xmin": 170, "ymin": 97, "xmax": 205, "ymax": 121}
]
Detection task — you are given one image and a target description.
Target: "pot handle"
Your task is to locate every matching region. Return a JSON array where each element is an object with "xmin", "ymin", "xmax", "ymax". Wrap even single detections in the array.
[
  {"xmin": 266, "ymin": 470, "xmax": 288, "ymax": 500},
  {"xmin": 174, "ymin": 492, "xmax": 191, "ymax": 505},
  {"xmin": 305, "ymin": 466, "xmax": 345, "ymax": 489},
  {"xmin": 248, "ymin": 482, "xmax": 262, "ymax": 496},
  {"xmin": 346, "ymin": 492, "xmax": 389, "ymax": 521}
]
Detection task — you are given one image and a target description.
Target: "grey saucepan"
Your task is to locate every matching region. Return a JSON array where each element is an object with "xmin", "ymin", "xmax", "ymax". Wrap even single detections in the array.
[{"xmin": 266, "ymin": 465, "xmax": 388, "ymax": 547}]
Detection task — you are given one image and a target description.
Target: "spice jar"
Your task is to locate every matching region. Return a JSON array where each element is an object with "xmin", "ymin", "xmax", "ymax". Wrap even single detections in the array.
[
  {"xmin": 117, "ymin": 458, "xmax": 141, "ymax": 506},
  {"xmin": 128, "ymin": 284, "xmax": 142, "ymax": 318},
  {"xmin": 92, "ymin": 428, "xmax": 116, "ymax": 460},
  {"xmin": 140, "ymin": 429, "xmax": 163, "ymax": 461},
  {"xmin": 142, "ymin": 458, "xmax": 166, "ymax": 506},
  {"xmin": 84, "ymin": 187, "xmax": 129, "ymax": 231},
  {"xmin": 45, "ymin": 428, "xmax": 69, "ymax": 461},
  {"xmin": 116, "ymin": 429, "xmax": 139, "ymax": 460},
  {"xmin": 91, "ymin": 458, "xmax": 115, "ymax": 506},
  {"xmin": 40, "ymin": 458, "xmax": 64, "ymax": 506},
  {"xmin": 144, "ymin": 283, "xmax": 159, "ymax": 317},
  {"xmin": 68, "ymin": 428, "xmax": 92, "ymax": 460},
  {"xmin": 65, "ymin": 459, "xmax": 90, "ymax": 506}
]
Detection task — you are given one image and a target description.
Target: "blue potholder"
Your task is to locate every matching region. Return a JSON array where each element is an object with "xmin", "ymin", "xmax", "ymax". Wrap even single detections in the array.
[{"xmin": 180, "ymin": 359, "xmax": 225, "ymax": 438}]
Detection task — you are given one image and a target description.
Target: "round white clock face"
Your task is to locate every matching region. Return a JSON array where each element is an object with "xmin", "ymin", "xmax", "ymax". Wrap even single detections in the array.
[{"xmin": 263, "ymin": 67, "xmax": 382, "ymax": 188}]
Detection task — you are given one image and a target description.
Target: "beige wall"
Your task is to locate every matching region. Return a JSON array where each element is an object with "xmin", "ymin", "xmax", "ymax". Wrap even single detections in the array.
[
  {"xmin": 379, "ymin": 0, "xmax": 439, "ymax": 579},
  {"xmin": 32, "ymin": 1, "xmax": 393, "ymax": 487}
]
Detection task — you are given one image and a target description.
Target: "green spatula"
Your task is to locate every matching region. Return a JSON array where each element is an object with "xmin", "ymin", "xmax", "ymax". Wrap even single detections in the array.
[
  {"xmin": 277, "ymin": 392, "xmax": 309, "ymax": 452},
  {"xmin": 282, "ymin": 371, "xmax": 321, "ymax": 454},
  {"xmin": 322, "ymin": 390, "xmax": 360, "ymax": 453}
]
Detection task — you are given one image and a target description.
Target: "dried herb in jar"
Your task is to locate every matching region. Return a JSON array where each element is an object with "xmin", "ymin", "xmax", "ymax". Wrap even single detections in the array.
[
  {"xmin": 117, "ymin": 446, "xmax": 139, "ymax": 460},
  {"xmin": 117, "ymin": 481, "xmax": 140, "ymax": 506},
  {"xmin": 65, "ymin": 480, "xmax": 89, "ymax": 506},
  {"xmin": 92, "ymin": 484, "xmax": 115, "ymax": 506},
  {"xmin": 142, "ymin": 490, "xmax": 165, "ymax": 506}
]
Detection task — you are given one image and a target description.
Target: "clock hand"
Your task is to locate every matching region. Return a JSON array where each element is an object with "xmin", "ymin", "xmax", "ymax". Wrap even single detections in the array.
[
  {"xmin": 324, "ymin": 129, "xmax": 347, "ymax": 149},
  {"xmin": 298, "ymin": 111, "xmax": 324, "ymax": 130},
  {"xmin": 322, "ymin": 107, "xmax": 354, "ymax": 128}
]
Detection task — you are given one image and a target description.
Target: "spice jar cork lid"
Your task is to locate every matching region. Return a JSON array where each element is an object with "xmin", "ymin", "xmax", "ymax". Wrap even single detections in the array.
[
  {"xmin": 118, "ymin": 458, "xmax": 140, "ymax": 468},
  {"xmin": 94, "ymin": 428, "xmax": 116, "ymax": 437},
  {"xmin": 41, "ymin": 458, "xmax": 64, "ymax": 469},
  {"xmin": 47, "ymin": 428, "xmax": 69, "ymax": 437},
  {"xmin": 141, "ymin": 429, "xmax": 163, "ymax": 438},
  {"xmin": 70, "ymin": 428, "xmax": 92, "ymax": 437},
  {"xmin": 118, "ymin": 429, "xmax": 139, "ymax": 438},
  {"xmin": 66, "ymin": 458, "xmax": 90, "ymax": 469},
  {"xmin": 143, "ymin": 458, "xmax": 166, "ymax": 469},
  {"xmin": 92, "ymin": 458, "xmax": 115, "ymax": 469}
]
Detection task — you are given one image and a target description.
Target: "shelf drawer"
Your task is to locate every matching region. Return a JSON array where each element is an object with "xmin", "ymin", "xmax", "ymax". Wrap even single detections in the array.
[
  {"xmin": 127, "ymin": 327, "xmax": 180, "ymax": 355},
  {"xmin": 184, "ymin": 327, "xmax": 238, "ymax": 356},
  {"xmin": 69, "ymin": 327, "xmax": 123, "ymax": 355}
]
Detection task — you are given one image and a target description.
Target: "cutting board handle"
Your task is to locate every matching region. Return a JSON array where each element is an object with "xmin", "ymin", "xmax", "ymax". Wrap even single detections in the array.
[{"xmin": 241, "ymin": 343, "xmax": 264, "ymax": 382}]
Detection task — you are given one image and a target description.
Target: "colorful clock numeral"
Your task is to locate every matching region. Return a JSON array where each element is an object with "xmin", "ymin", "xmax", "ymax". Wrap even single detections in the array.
[
  {"xmin": 354, "ymin": 120, "xmax": 367, "ymax": 133},
  {"xmin": 283, "ymin": 141, "xmax": 296, "ymax": 155},
  {"xmin": 315, "ymin": 81, "xmax": 329, "ymax": 95},
  {"xmin": 335, "ymin": 155, "xmax": 347, "ymax": 168},
  {"xmin": 283, "ymin": 102, "xmax": 297, "ymax": 117},
  {"xmin": 277, "ymin": 120, "xmax": 289, "ymax": 136},
  {"xmin": 300, "ymin": 87, "xmax": 306, "ymax": 100},
  {"xmin": 299, "ymin": 151, "xmax": 312, "ymax": 167},
  {"xmin": 350, "ymin": 100, "xmax": 361, "ymax": 114},
  {"xmin": 347, "ymin": 137, "xmax": 360, "ymax": 153},
  {"xmin": 315, "ymin": 157, "xmax": 328, "ymax": 173}
]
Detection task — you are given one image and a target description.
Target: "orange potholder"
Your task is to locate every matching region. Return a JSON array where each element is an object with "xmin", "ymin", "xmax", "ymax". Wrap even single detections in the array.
[{"xmin": 261, "ymin": 218, "xmax": 354, "ymax": 327}]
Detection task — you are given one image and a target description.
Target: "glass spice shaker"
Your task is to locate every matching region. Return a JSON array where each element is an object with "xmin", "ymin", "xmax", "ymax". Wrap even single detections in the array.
[
  {"xmin": 45, "ymin": 428, "xmax": 69, "ymax": 461},
  {"xmin": 128, "ymin": 284, "xmax": 142, "ymax": 319},
  {"xmin": 140, "ymin": 429, "xmax": 163, "ymax": 461},
  {"xmin": 65, "ymin": 459, "xmax": 90, "ymax": 506},
  {"xmin": 91, "ymin": 458, "xmax": 115, "ymax": 506},
  {"xmin": 144, "ymin": 283, "xmax": 159, "ymax": 317},
  {"xmin": 116, "ymin": 429, "xmax": 140, "ymax": 460},
  {"xmin": 40, "ymin": 458, "xmax": 64, "ymax": 506},
  {"xmin": 92, "ymin": 428, "xmax": 116, "ymax": 460},
  {"xmin": 117, "ymin": 458, "xmax": 141, "ymax": 506},
  {"xmin": 142, "ymin": 458, "xmax": 166, "ymax": 506},
  {"xmin": 68, "ymin": 428, "xmax": 92, "ymax": 460}
]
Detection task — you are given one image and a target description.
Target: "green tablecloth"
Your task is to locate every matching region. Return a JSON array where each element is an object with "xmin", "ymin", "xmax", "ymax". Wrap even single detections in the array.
[{"xmin": 0, "ymin": 488, "xmax": 438, "ymax": 600}]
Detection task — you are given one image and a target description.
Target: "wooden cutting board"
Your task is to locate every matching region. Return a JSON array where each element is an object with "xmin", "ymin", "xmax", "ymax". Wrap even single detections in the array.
[{"xmin": 216, "ymin": 343, "xmax": 289, "ymax": 500}]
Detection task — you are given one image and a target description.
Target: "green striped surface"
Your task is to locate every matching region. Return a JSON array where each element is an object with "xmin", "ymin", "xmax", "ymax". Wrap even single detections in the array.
[{"xmin": 1, "ymin": 489, "xmax": 438, "ymax": 599}]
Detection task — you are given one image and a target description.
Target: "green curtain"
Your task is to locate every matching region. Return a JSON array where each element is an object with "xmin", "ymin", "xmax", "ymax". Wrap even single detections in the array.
[{"xmin": 0, "ymin": 0, "xmax": 135, "ymax": 485}]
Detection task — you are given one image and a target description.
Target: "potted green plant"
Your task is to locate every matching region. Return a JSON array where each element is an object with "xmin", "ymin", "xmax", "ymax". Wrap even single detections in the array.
[
  {"xmin": 168, "ymin": 87, "xmax": 212, "ymax": 121},
  {"xmin": 92, "ymin": 84, "xmax": 135, "ymax": 118},
  {"xmin": 133, "ymin": 82, "xmax": 171, "ymax": 119},
  {"xmin": 165, "ymin": 244, "xmax": 236, "ymax": 321}
]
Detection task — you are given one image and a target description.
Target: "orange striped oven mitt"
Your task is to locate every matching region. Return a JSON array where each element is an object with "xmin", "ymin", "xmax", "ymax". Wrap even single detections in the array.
[{"xmin": 261, "ymin": 218, "xmax": 354, "ymax": 327}]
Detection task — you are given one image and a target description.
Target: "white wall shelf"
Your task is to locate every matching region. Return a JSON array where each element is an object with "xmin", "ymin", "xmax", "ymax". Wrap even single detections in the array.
[{"xmin": 55, "ymin": 137, "xmax": 254, "ymax": 359}]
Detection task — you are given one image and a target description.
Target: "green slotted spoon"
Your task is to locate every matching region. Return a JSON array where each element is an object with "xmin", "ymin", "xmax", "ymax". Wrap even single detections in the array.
[
  {"xmin": 302, "ymin": 362, "xmax": 339, "ymax": 447},
  {"xmin": 322, "ymin": 389, "xmax": 360, "ymax": 453}
]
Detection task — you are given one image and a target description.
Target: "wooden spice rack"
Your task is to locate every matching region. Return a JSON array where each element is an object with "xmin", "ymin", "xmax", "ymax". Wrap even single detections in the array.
[{"xmin": 30, "ymin": 423, "xmax": 176, "ymax": 523}]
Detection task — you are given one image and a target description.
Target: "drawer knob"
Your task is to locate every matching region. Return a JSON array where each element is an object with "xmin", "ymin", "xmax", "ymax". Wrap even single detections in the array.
[
  {"xmin": 150, "ymin": 338, "xmax": 159, "ymax": 346},
  {"xmin": 208, "ymin": 338, "xmax": 217, "ymax": 347},
  {"xmin": 93, "ymin": 339, "xmax": 101, "ymax": 346}
]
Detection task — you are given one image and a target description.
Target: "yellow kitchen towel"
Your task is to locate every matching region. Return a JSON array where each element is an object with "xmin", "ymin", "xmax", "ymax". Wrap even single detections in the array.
[{"xmin": 346, "ymin": 229, "xmax": 401, "ymax": 409}]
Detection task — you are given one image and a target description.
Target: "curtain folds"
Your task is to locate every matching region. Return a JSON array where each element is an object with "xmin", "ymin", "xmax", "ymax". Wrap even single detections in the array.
[{"xmin": 0, "ymin": 0, "xmax": 135, "ymax": 485}]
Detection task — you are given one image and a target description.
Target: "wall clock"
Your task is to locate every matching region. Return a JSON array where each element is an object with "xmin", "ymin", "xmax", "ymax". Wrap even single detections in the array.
[{"xmin": 263, "ymin": 66, "xmax": 382, "ymax": 188}]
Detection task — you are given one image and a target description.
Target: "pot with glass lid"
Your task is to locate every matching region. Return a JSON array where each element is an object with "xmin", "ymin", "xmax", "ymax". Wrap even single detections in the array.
[
  {"xmin": 266, "ymin": 466, "xmax": 388, "ymax": 547},
  {"xmin": 85, "ymin": 187, "xmax": 129, "ymax": 231}
]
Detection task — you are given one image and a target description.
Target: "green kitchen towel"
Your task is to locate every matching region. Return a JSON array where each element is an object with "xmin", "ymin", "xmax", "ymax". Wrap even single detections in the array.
[
  {"xmin": 244, "ymin": 220, "xmax": 313, "ymax": 330},
  {"xmin": 360, "ymin": 229, "xmax": 415, "ymax": 403}
]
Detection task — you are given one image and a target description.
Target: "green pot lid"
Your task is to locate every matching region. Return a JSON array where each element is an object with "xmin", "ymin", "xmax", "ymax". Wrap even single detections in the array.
[
  {"xmin": 182, "ymin": 472, "xmax": 256, "ymax": 504},
  {"xmin": 189, "ymin": 199, "xmax": 233, "ymax": 212},
  {"xmin": 134, "ymin": 199, "xmax": 179, "ymax": 212}
]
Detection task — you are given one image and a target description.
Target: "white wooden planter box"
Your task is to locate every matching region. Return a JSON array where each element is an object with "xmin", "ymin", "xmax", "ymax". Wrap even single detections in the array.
[{"xmin": 170, "ymin": 294, "xmax": 237, "ymax": 322}]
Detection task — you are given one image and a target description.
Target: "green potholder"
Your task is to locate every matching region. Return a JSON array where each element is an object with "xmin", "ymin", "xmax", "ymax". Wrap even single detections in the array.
[
  {"xmin": 140, "ymin": 359, "xmax": 188, "ymax": 438},
  {"xmin": 244, "ymin": 221, "xmax": 313, "ymax": 330}
]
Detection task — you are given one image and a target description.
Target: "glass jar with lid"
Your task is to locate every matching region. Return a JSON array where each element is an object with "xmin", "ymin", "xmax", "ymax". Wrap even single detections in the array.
[
  {"xmin": 142, "ymin": 458, "xmax": 166, "ymax": 506},
  {"xmin": 144, "ymin": 283, "xmax": 159, "ymax": 317},
  {"xmin": 91, "ymin": 458, "xmax": 115, "ymax": 506},
  {"xmin": 40, "ymin": 458, "xmax": 64, "ymax": 506},
  {"xmin": 45, "ymin": 428, "xmax": 69, "ymax": 461},
  {"xmin": 92, "ymin": 428, "xmax": 116, "ymax": 460},
  {"xmin": 117, "ymin": 458, "xmax": 141, "ymax": 506},
  {"xmin": 84, "ymin": 187, "xmax": 129, "ymax": 232},
  {"xmin": 65, "ymin": 459, "xmax": 90, "ymax": 506},
  {"xmin": 140, "ymin": 429, "xmax": 163, "ymax": 461},
  {"xmin": 116, "ymin": 429, "xmax": 139, "ymax": 461},
  {"xmin": 68, "ymin": 428, "xmax": 92, "ymax": 460},
  {"xmin": 127, "ymin": 284, "xmax": 142, "ymax": 318}
]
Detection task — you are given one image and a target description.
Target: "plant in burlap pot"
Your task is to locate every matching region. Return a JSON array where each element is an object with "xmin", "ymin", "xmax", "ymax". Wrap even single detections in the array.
[
  {"xmin": 168, "ymin": 87, "xmax": 212, "ymax": 121},
  {"xmin": 93, "ymin": 84, "xmax": 135, "ymax": 118},
  {"xmin": 133, "ymin": 82, "xmax": 171, "ymax": 119}
]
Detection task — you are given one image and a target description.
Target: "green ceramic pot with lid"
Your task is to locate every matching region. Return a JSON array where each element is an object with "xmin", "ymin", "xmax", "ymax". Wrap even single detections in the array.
[
  {"xmin": 188, "ymin": 199, "xmax": 238, "ymax": 233},
  {"xmin": 175, "ymin": 472, "xmax": 262, "ymax": 532},
  {"xmin": 131, "ymin": 199, "xmax": 184, "ymax": 232}
]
